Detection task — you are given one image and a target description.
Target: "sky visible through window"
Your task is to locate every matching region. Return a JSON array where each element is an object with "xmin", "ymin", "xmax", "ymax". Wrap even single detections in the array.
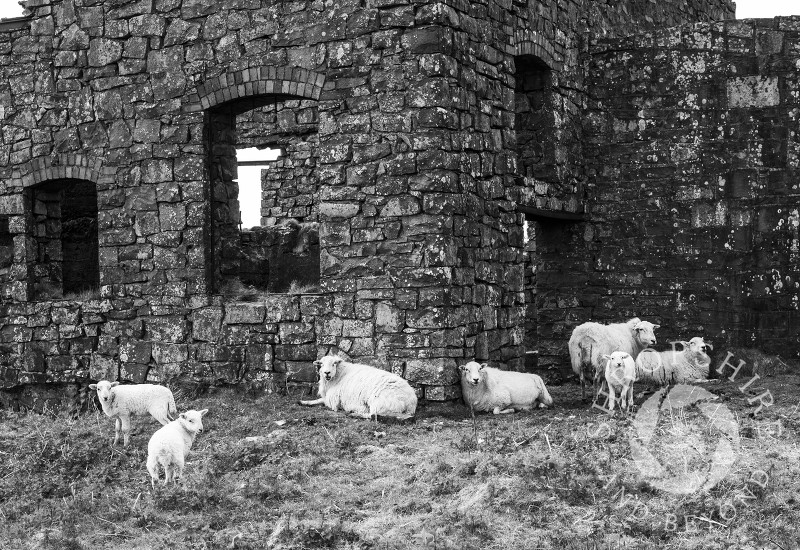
[{"xmin": 236, "ymin": 147, "xmax": 282, "ymax": 229}]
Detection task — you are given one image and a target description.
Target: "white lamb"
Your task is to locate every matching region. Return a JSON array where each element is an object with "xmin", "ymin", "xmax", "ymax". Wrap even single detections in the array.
[
  {"xmin": 459, "ymin": 361, "xmax": 553, "ymax": 415},
  {"xmin": 601, "ymin": 351, "xmax": 636, "ymax": 413},
  {"xmin": 298, "ymin": 355, "xmax": 417, "ymax": 420},
  {"xmin": 90, "ymin": 380, "xmax": 177, "ymax": 446},
  {"xmin": 568, "ymin": 318, "xmax": 659, "ymax": 399},
  {"xmin": 146, "ymin": 408, "xmax": 208, "ymax": 488},
  {"xmin": 635, "ymin": 337, "xmax": 713, "ymax": 385}
]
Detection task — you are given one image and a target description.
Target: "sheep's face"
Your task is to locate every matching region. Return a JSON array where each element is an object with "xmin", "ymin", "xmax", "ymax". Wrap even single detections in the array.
[
  {"xmin": 178, "ymin": 409, "xmax": 208, "ymax": 434},
  {"xmin": 88, "ymin": 380, "xmax": 120, "ymax": 405},
  {"xmin": 314, "ymin": 356, "xmax": 342, "ymax": 382},
  {"xmin": 633, "ymin": 321, "xmax": 659, "ymax": 347},
  {"xmin": 687, "ymin": 337, "xmax": 712, "ymax": 354},
  {"xmin": 459, "ymin": 362, "xmax": 487, "ymax": 386},
  {"xmin": 603, "ymin": 352, "xmax": 632, "ymax": 384}
]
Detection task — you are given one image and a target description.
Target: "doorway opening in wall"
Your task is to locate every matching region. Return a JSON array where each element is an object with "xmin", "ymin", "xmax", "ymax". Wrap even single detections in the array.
[
  {"xmin": 206, "ymin": 96, "xmax": 321, "ymax": 298},
  {"xmin": 522, "ymin": 209, "xmax": 587, "ymax": 384},
  {"xmin": 27, "ymin": 179, "xmax": 99, "ymax": 301}
]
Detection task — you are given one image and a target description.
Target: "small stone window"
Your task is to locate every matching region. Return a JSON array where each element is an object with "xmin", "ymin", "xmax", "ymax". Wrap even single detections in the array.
[
  {"xmin": 515, "ymin": 55, "xmax": 557, "ymax": 183},
  {"xmin": 0, "ymin": 216, "xmax": 12, "ymax": 273},
  {"xmin": 28, "ymin": 179, "xmax": 99, "ymax": 300}
]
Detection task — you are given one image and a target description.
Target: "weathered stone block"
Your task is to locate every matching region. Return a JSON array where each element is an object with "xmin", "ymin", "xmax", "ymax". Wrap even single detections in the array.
[
  {"xmin": 405, "ymin": 358, "xmax": 458, "ymax": 385},
  {"xmin": 225, "ymin": 303, "xmax": 266, "ymax": 324},
  {"xmin": 192, "ymin": 307, "xmax": 223, "ymax": 342},
  {"xmin": 278, "ymin": 322, "xmax": 315, "ymax": 344}
]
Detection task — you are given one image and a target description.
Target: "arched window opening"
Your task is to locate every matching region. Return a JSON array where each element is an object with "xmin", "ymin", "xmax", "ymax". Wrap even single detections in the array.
[
  {"xmin": 207, "ymin": 96, "xmax": 320, "ymax": 297},
  {"xmin": 28, "ymin": 179, "xmax": 99, "ymax": 300},
  {"xmin": 515, "ymin": 55, "xmax": 557, "ymax": 184}
]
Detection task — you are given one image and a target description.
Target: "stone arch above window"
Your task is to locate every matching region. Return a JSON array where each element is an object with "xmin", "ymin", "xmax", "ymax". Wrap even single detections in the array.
[
  {"xmin": 184, "ymin": 65, "xmax": 326, "ymax": 113},
  {"xmin": 11, "ymin": 154, "xmax": 116, "ymax": 189},
  {"xmin": 514, "ymin": 35, "xmax": 563, "ymax": 72}
]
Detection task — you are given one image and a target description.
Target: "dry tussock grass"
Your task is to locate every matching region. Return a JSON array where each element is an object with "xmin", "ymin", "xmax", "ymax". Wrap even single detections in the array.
[{"xmin": 0, "ymin": 375, "xmax": 798, "ymax": 549}]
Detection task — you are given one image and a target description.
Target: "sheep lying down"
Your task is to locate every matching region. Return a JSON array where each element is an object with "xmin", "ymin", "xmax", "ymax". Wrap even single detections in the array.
[
  {"xmin": 90, "ymin": 380, "xmax": 177, "ymax": 446},
  {"xmin": 635, "ymin": 337, "xmax": 713, "ymax": 385},
  {"xmin": 299, "ymin": 355, "xmax": 417, "ymax": 420},
  {"xmin": 460, "ymin": 361, "xmax": 553, "ymax": 415}
]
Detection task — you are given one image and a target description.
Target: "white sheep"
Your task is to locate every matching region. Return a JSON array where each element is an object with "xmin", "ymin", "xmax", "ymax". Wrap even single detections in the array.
[
  {"xmin": 635, "ymin": 336, "xmax": 713, "ymax": 385},
  {"xmin": 298, "ymin": 355, "xmax": 417, "ymax": 420},
  {"xmin": 568, "ymin": 318, "xmax": 659, "ymax": 399},
  {"xmin": 459, "ymin": 361, "xmax": 553, "ymax": 415},
  {"xmin": 146, "ymin": 408, "xmax": 208, "ymax": 488},
  {"xmin": 89, "ymin": 380, "xmax": 177, "ymax": 446},
  {"xmin": 601, "ymin": 351, "xmax": 636, "ymax": 413}
]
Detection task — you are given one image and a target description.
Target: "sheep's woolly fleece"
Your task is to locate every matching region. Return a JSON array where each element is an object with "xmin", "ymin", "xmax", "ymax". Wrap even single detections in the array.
[
  {"xmin": 299, "ymin": 355, "xmax": 417, "ymax": 420},
  {"xmin": 459, "ymin": 361, "xmax": 553, "ymax": 415}
]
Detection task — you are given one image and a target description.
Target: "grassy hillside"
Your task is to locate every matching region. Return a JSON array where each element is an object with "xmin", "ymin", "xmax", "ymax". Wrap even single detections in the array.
[{"xmin": 1, "ymin": 374, "xmax": 799, "ymax": 549}]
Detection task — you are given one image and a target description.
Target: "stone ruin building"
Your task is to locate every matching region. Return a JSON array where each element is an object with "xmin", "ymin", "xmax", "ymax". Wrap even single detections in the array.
[{"xmin": 0, "ymin": 0, "xmax": 799, "ymax": 408}]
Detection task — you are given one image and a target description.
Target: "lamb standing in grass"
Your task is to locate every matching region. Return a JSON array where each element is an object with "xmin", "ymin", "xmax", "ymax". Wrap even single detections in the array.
[
  {"xmin": 601, "ymin": 351, "xmax": 636, "ymax": 413},
  {"xmin": 635, "ymin": 337, "xmax": 713, "ymax": 385},
  {"xmin": 568, "ymin": 318, "xmax": 659, "ymax": 400},
  {"xmin": 299, "ymin": 355, "xmax": 417, "ymax": 420},
  {"xmin": 89, "ymin": 380, "xmax": 177, "ymax": 447},
  {"xmin": 146, "ymin": 409, "xmax": 208, "ymax": 488},
  {"xmin": 459, "ymin": 361, "xmax": 553, "ymax": 415}
]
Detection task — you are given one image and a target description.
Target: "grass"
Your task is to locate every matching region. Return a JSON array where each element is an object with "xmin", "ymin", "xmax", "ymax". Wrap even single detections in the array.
[{"xmin": 1, "ymin": 374, "xmax": 799, "ymax": 549}]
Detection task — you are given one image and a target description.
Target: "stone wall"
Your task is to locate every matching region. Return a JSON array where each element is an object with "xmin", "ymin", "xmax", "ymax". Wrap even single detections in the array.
[
  {"xmin": 0, "ymin": 295, "xmax": 326, "ymax": 392},
  {"xmin": 0, "ymin": 0, "xmax": 768, "ymax": 403},
  {"xmin": 535, "ymin": 18, "xmax": 800, "ymax": 375}
]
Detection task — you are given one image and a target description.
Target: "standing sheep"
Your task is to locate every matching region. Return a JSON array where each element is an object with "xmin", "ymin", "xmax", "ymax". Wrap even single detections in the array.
[
  {"xmin": 299, "ymin": 355, "xmax": 417, "ymax": 420},
  {"xmin": 601, "ymin": 351, "xmax": 636, "ymax": 413},
  {"xmin": 635, "ymin": 337, "xmax": 713, "ymax": 385},
  {"xmin": 568, "ymin": 318, "xmax": 659, "ymax": 400},
  {"xmin": 146, "ymin": 408, "xmax": 208, "ymax": 488},
  {"xmin": 89, "ymin": 380, "xmax": 177, "ymax": 447},
  {"xmin": 459, "ymin": 361, "xmax": 553, "ymax": 415}
]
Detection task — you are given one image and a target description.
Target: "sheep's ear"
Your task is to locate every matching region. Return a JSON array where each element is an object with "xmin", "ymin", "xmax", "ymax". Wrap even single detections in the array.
[
  {"xmin": 110, "ymin": 381, "xmax": 120, "ymax": 387},
  {"xmin": 89, "ymin": 384, "xmax": 97, "ymax": 390},
  {"xmin": 602, "ymin": 354, "xmax": 612, "ymax": 360},
  {"xmin": 479, "ymin": 363, "xmax": 487, "ymax": 370},
  {"xmin": 313, "ymin": 359, "xmax": 322, "ymax": 371},
  {"xmin": 705, "ymin": 342, "xmax": 713, "ymax": 350},
  {"xmin": 179, "ymin": 413, "xmax": 186, "ymax": 420},
  {"xmin": 653, "ymin": 325, "xmax": 660, "ymax": 329},
  {"xmin": 458, "ymin": 365, "xmax": 466, "ymax": 374},
  {"xmin": 681, "ymin": 341, "xmax": 691, "ymax": 348},
  {"xmin": 199, "ymin": 409, "xmax": 208, "ymax": 417}
]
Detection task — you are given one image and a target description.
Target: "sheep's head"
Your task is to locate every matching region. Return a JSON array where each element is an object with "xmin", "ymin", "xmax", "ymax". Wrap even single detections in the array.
[
  {"xmin": 88, "ymin": 380, "xmax": 120, "ymax": 405},
  {"xmin": 458, "ymin": 361, "xmax": 487, "ymax": 387},
  {"xmin": 178, "ymin": 409, "xmax": 208, "ymax": 434},
  {"xmin": 602, "ymin": 352, "xmax": 632, "ymax": 384},
  {"xmin": 314, "ymin": 355, "xmax": 342, "ymax": 382},
  {"xmin": 633, "ymin": 321, "xmax": 659, "ymax": 348},
  {"xmin": 687, "ymin": 337, "xmax": 712, "ymax": 354}
]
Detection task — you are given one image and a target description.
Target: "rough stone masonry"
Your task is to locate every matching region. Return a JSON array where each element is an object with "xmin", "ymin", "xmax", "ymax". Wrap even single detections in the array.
[{"xmin": 0, "ymin": 0, "xmax": 797, "ymax": 407}]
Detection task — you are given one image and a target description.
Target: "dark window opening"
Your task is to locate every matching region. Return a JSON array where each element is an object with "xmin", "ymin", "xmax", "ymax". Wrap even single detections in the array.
[
  {"xmin": 207, "ymin": 96, "xmax": 320, "ymax": 297},
  {"xmin": 0, "ymin": 216, "xmax": 12, "ymax": 273},
  {"xmin": 28, "ymin": 179, "xmax": 99, "ymax": 300},
  {"xmin": 515, "ymin": 55, "xmax": 557, "ymax": 183}
]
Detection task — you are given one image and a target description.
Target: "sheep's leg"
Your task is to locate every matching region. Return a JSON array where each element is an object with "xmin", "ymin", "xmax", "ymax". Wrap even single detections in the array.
[
  {"xmin": 299, "ymin": 398, "xmax": 325, "ymax": 406},
  {"xmin": 492, "ymin": 406, "xmax": 515, "ymax": 415},
  {"xmin": 146, "ymin": 456, "xmax": 159, "ymax": 489},
  {"xmin": 173, "ymin": 457, "xmax": 185, "ymax": 485},
  {"xmin": 120, "ymin": 416, "xmax": 132, "ymax": 447},
  {"xmin": 113, "ymin": 418, "xmax": 121, "ymax": 446},
  {"xmin": 606, "ymin": 384, "xmax": 616, "ymax": 413}
]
